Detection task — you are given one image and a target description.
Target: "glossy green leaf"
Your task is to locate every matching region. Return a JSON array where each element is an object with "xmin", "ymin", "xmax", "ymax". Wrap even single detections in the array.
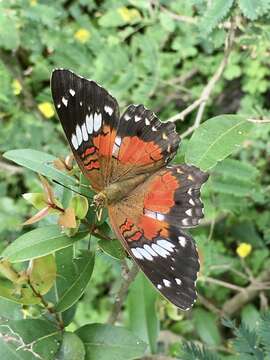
[
  {"xmin": 1, "ymin": 225, "xmax": 88, "ymax": 263},
  {"xmin": 76, "ymin": 323, "xmax": 147, "ymax": 360},
  {"xmin": 98, "ymin": 239, "xmax": 126, "ymax": 260},
  {"xmin": 56, "ymin": 332, "xmax": 86, "ymax": 360},
  {"xmin": 0, "ymin": 319, "xmax": 61, "ymax": 360},
  {"xmin": 3, "ymin": 149, "xmax": 76, "ymax": 186},
  {"xmin": 55, "ymin": 250, "xmax": 95, "ymax": 312},
  {"xmin": 193, "ymin": 309, "xmax": 222, "ymax": 346},
  {"xmin": 185, "ymin": 115, "xmax": 254, "ymax": 171},
  {"xmin": 126, "ymin": 272, "xmax": 159, "ymax": 353},
  {"xmin": 29, "ymin": 254, "xmax": 57, "ymax": 295}
]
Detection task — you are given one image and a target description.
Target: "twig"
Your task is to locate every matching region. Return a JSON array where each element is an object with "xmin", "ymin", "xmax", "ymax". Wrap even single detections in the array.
[
  {"xmin": 167, "ymin": 17, "xmax": 236, "ymax": 132},
  {"xmin": 202, "ymin": 276, "xmax": 244, "ymax": 292},
  {"xmin": 108, "ymin": 263, "xmax": 139, "ymax": 324},
  {"xmin": 27, "ymin": 280, "xmax": 64, "ymax": 330},
  {"xmin": 160, "ymin": 5, "xmax": 197, "ymax": 24},
  {"xmin": 197, "ymin": 294, "xmax": 222, "ymax": 316},
  {"xmin": 0, "ymin": 160, "xmax": 23, "ymax": 175},
  {"xmin": 222, "ymin": 268, "xmax": 270, "ymax": 316},
  {"xmin": 247, "ymin": 118, "xmax": 270, "ymax": 123}
]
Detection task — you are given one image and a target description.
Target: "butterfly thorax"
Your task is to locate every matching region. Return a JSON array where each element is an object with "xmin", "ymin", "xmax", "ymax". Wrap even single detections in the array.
[{"xmin": 93, "ymin": 172, "xmax": 150, "ymax": 207}]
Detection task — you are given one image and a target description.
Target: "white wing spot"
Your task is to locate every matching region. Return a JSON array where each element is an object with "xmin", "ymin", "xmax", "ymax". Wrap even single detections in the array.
[
  {"xmin": 62, "ymin": 97, "xmax": 68, "ymax": 107},
  {"xmin": 170, "ymin": 266, "xmax": 175, "ymax": 271},
  {"xmin": 157, "ymin": 284, "xmax": 162, "ymax": 290},
  {"xmin": 152, "ymin": 126, "xmax": 158, "ymax": 131},
  {"xmin": 131, "ymin": 248, "xmax": 143, "ymax": 260},
  {"xmin": 189, "ymin": 198, "xmax": 195, "ymax": 206},
  {"xmin": 182, "ymin": 218, "xmax": 190, "ymax": 226},
  {"xmin": 137, "ymin": 247, "xmax": 153, "ymax": 261},
  {"xmin": 163, "ymin": 279, "xmax": 171, "ymax": 287},
  {"xmin": 178, "ymin": 236, "xmax": 186, "ymax": 247},
  {"xmin": 124, "ymin": 114, "xmax": 131, "ymax": 121},
  {"xmin": 79, "ymin": 101, "xmax": 82, "ymax": 106},
  {"xmin": 175, "ymin": 278, "xmax": 182, "ymax": 285},
  {"xmin": 94, "ymin": 113, "xmax": 102, "ymax": 132},
  {"xmin": 144, "ymin": 209, "xmax": 156, "ymax": 219},
  {"xmin": 115, "ymin": 135, "xmax": 122, "ymax": 146},
  {"xmin": 152, "ymin": 244, "xmax": 170, "ymax": 258},
  {"xmin": 157, "ymin": 239, "xmax": 175, "ymax": 252},
  {"xmin": 134, "ymin": 115, "xmax": 141, "ymax": 122},
  {"xmin": 156, "ymin": 213, "xmax": 165, "ymax": 221},
  {"xmin": 69, "ymin": 88, "xmax": 75, "ymax": 96},
  {"xmin": 104, "ymin": 105, "xmax": 113, "ymax": 115},
  {"xmin": 81, "ymin": 123, "xmax": 88, "ymax": 141},
  {"xmin": 144, "ymin": 245, "xmax": 157, "ymax": 257},
  {"xmin": 185, "ymin": 209, "xmax": 192, "ymax": 216},
  {"xmin": 86, "ymin": 114, "xmax": 94, "ymax": 134},
  {"xmin": 188, "ymin": 188, "xmax": 193, "ymax": 196},
  {"xmin": 71, "ymin": 134, "xmax": 78, "ymax": 150},
  {"xmin": 57, "ymin": 103, "xmax": 61, "ymax": 109},
  {"xmin": 76, "ymin": 125, "xmax": 82, "ymax": 145},
  {"xmin": 145, "ymin": 118, "xmax": 150, "ymax": 125}
]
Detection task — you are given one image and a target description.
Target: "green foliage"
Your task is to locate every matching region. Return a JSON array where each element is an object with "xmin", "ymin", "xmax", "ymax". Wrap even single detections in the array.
[
  {"xmin": 75, "ymin": 324, "xmax": 147, "ymax": 360},
  {"xmin": 127, "ymin": 273, "xmax": 159, "ymax": 353},
  {"xmin": 185, "ymin": 115, "xmax": 254, "ymax": 170},
  {"xmin": 1, "ymin": 1, "xmax": 270, "ymax": 359},
  {"xmin": 2, "ymin": 226, "xmax": 88, "ymax": 262},
  {"xmin": 199, "ymin": 0, "xmax": 234, "ymax": 35}
]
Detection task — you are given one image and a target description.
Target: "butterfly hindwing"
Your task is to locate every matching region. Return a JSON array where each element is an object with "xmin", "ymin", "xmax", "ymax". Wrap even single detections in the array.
[
  {"xmin": 108, "ymin": 165, "xmax": 208, "ymax": 310},
  {"xmin": 51, "ymin": 69, "xmax": 120, "ymax": 191}
]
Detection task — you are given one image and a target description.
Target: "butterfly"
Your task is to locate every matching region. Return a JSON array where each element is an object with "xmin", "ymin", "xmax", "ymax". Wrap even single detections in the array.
[{"xmin": 51, "ymin": 69, "xmax": 209, "ymax": 310}]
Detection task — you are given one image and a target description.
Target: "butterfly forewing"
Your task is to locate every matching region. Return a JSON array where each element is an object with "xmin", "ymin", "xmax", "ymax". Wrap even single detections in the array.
[{"xmin": 51, "ymin": 69, "xmax": 120, "ymax": 191}]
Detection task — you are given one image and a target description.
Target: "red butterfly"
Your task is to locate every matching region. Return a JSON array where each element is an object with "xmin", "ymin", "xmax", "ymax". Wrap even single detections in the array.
[{"xmin": 51, "ymin": 69, "xmax": 208, "ymax": 310}]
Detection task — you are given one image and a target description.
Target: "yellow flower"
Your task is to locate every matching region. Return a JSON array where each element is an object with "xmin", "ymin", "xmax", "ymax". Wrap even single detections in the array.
[
  {"xmin": 117, "ymin": 7, "xmax": 140, "ymax": 22},
  {"xmin": 12, "ymin": 79, "xmax": 22, "ymax": 96},
  {"xmin": 29, "ymin": 0, "xmax": 37, "ymax": 6},
  {"xmin": 236, "ymin": 243, "xmax": 252, "ymax": 258},
  {"xmin": 38, "ymin": 102, "xmax": 55, "ymax": 119},
  {"xmin": 74, "ymin": 28, "xmax": 91, "ymax": 44}
]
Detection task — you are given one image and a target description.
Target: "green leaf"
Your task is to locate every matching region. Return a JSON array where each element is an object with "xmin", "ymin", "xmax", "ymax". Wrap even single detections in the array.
[
  {"xmin": 241, "ymin": 304, "xmax": 260, "ymax": 330},
  {"xmin": 70, "ymin": 195, "xmax": 89, "ymax": 219},
  {"xmin": 98, "ymin": 239, "xmax": 126, "ymax": 260},
  {"xmin": 185, "ymin": 115, "xmax": 254, "ymax": 171},
  {"xmin": 29, "ymin": 254, "xmax": 57, "ymax": 295},
  {"xmin": 239, "ymin": 0, "xmax": 270, "ymax": 20},
  {"xmin": 0, "ymin": 11, "xmax": 20, "ymax": 50},
  {"xmin": 193, "ymin": 309, "xmax": 222, "ymax": 346},
  {"xmin": 0, "ymin": 319, "xmax": 61, "ymax": 360},
  {"xmin": 56, "ymin": 332, "xmax": 86, "ymax": 360},
  {"xmin": 55, "ymin": 250, "xmax": 95, "ymax": 312},
  {"xmin": 199, "ymin": 0, "xmax": 234, "ymax": 35},
  {"xmin": 126, "ymin": 272, "xmax": 159, "ymax": 353},
  {"xmin": 76, "ymin": 323, "xmax": 147, "ymax": 360},
  {"xmin": 213, "ymin": 159, "xmax": 259, "ymax": 182},
  {"xmin": 3, "ymin": 149, "xmax": 76, "ymax": 186},
  {"xmin": 1, "ymin": 225, "xmax": 88, "ymax": 263},
  {"xmin": 258, "ymin": 312, "xmax": 270, "ymax": 352}
]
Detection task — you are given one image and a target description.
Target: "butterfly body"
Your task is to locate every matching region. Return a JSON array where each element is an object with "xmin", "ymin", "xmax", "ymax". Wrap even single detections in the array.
[{"xmin": 51, "ymin": 69, "xmax": 209, "ymax": 310}]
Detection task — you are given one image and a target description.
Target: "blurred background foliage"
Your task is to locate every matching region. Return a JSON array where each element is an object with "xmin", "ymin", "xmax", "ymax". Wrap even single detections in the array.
[{"xmin": 0, "ymin": 0, "xmax": 270, "ymax": 359}]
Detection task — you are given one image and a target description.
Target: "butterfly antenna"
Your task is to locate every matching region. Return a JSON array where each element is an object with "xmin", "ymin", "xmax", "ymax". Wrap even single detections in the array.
[{"xmin": 52, "ymin": 179, "xmax": 93, "ymax": 200}]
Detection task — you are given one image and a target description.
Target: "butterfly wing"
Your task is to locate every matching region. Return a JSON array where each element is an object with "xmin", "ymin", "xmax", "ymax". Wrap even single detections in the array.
[
  {"xmin": 51, "ymin": 69, "xmax": 120, "ymax": 191},
  {"xmin": 109, "ymin": 104, "xmax": 180, "ymax": 183},
  {"xmin": 108, "ymin": 165, "xmax": 208, "ymax": 310},
  {"xmin": 51, "ymin": 70, "xmax": 180, "ymax": 190}
]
